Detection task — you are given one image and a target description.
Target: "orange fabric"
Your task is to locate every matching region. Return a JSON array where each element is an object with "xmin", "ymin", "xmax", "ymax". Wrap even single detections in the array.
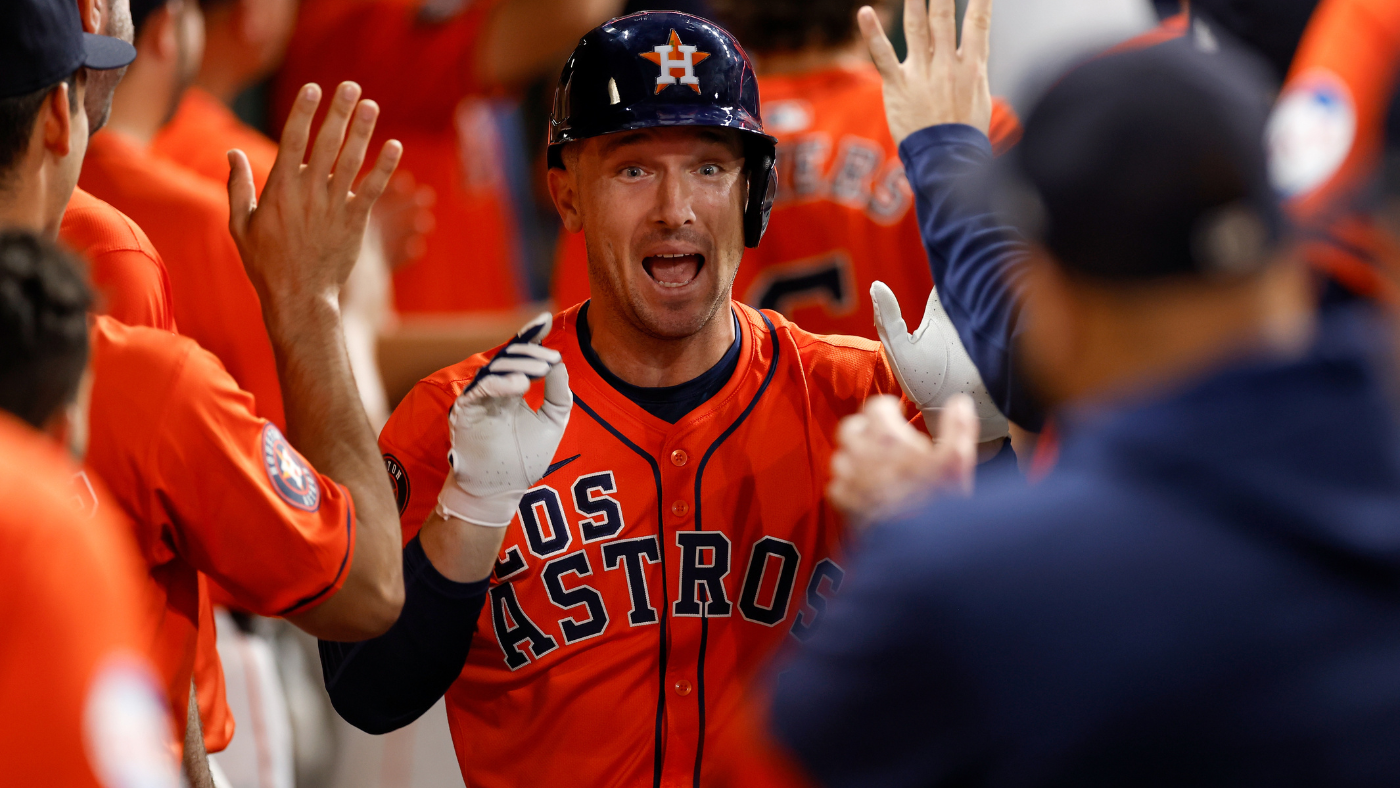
[
  {"xmin": 1276, "ymin": 0, "xmax": 1400, "ymax": 298},
  {"xmin": 153, "ymin": 87, "xmax": 279, "ymax": 195},
  {"xmin": 60, "ymin": 186, "xmax": 178, "ymax": 332},
  {"xmin": 1104, "ymin": 10, "xmax": 1189, "ymax": 56},
  {"xmin": 379, "ymin": 302, "xmax": 901, "ymax": 786},
  {"xmin": 79, "ymin": 130, "xmax": 286, "ymax": 431},
  {"xmin": 84, "ymin": 315, "xmax": 356, "ymax": 751},
  {"xmin": 273, "ymin": 0, "xmax": 524, "ymax": 314},
  {"xmin": 0, "ymin": 411, "xmax": 173, "ymax": 787},
  {"xmin": 552, "ymin": 67, "xmax": 1022, "ymax": 338}
]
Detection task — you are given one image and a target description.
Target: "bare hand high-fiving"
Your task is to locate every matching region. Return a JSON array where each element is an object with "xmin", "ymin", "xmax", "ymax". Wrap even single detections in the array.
[
  {"xmin": 859, "ymin": 0, "xmax": 993, "ymax": 146},
  {"xmin": 227, "ymin": 81, "xmax": 403, "ymax": 312}
]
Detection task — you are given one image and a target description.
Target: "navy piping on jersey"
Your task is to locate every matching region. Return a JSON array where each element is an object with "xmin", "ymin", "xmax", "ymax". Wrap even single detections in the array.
[
  {"xmin": 573, "ymin": 396, "xmax": 671, "ymax": 788},
  {"xmin": 689, "ymin": 310, "xmax": 780, "ymax": 787},
  {"xmin": 277, "ymin": 500, "xmax": 355, "ymax": 616},
  {"xmin": 578, "ymin": 301, "xmax": 743, "ymax": 425}
]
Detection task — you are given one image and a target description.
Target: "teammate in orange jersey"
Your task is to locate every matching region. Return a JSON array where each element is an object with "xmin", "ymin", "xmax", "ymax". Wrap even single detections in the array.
[
  {"xmin": 0, "ymin": 230, "xmax": 179, "ymax": 788},
  {"xmin": 1268, "ymin": 0, "xmax": 1400, "ymax": 301},
  {"xmin": 0, "ymin": 1, "xmax": 412, "ymax": 778},
  {"xmin": 318, "ymin": 13, "xmax": 1000, "ymax": 787},
  {"xmin": 272, "ymin": 0, "xmax": 625, "ymax": 313},
  {"xmin": 552, "ymin": 1, "xmax": 1021, "ymax": 340},
  {"xmin": 80, "ymin": 0, "xmax": 288, "ymax": 430}
]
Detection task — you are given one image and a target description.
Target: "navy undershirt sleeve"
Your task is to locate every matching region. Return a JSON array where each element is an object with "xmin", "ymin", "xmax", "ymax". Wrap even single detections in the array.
[
  {"xmin": 899, "ymin": 124, "xmax": 1046, "ymax": 431},
  {"xmin": 318, "ymin": 535, "xmax": 489, "ymax": 734}
]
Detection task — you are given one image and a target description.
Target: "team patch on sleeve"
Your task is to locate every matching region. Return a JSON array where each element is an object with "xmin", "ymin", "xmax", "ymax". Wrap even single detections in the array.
[
  {"xmin": 383, "ymin": 454, "xmax": 411, "ymax": 515},
  {"xmin": 261, "ymin": 423, "xmax": 321, "ymax": 512}
]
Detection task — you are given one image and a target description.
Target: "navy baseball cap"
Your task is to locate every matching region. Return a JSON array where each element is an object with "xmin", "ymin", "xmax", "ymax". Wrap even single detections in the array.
[
  {"xmin": 0, "ymin": 0, "xmax": 136, "ymax": 100},
  {"xmin": 995, "ymin": 38, "xmax": 1285, "ymax": 281}
]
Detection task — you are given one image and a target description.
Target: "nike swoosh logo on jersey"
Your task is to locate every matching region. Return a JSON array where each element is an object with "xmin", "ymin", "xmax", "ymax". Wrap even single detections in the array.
[{"xmin": 544, "ymin": 454, "xmax": 582, "ymax": 478}]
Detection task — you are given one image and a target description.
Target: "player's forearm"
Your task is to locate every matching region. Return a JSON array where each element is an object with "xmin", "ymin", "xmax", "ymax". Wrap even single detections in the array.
[
  {"xmin": 419, "ymin": 511, "xmax": 508, "ymax": 583},
  {"xmin": 264, "ymin": 296, "xmax": 405, "ymax": 640},
  {"xmin": 899, "ymin": 124, "xmax": 1046, "ymax": 431}
]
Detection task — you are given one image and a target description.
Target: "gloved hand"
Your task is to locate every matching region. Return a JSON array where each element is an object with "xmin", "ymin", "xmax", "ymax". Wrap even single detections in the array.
[
  {"xmin": 437, "ymin": 313, "xmax": 572, "ymax": 527},
  {"xmin": 871, "ymin": 281, "xmax": 1009, "ymax": 442}
]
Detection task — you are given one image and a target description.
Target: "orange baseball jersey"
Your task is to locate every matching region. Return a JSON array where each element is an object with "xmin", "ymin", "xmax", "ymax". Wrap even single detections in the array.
[
  {"xmin": 153, "ymin": 87, "xmax": 279, "ymax": 195},
  {"xmin": 272, "ymin": 0, "xmax": 525, "ymax": 314},
  {"xmin": 551, "ymin": 69, "xmax": 1021, "ymax": 339},
  {"xmin": 0, "ymin": 411, "xmax": 178, "ymax": 788},
  {"xmin": 60, "ymin": 186, "xmax": 178, "ymax": 332},
  {"xmin": 84, "ymin": 315, "xmax": 357, "ymax": 751},
  {"xmin": 379, "ymin": 301, "xmax": 902, "ymax": 787},
  {"xmin": 80, "ymin": 130, "xmax": 286, "ymax": 430},
  {"xmin": 1269, "ymin": 0, "xmax": 1400, "ymax": 300}
]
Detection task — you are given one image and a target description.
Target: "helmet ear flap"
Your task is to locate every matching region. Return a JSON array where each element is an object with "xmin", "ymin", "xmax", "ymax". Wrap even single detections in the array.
[{"xmin": 744, "ymin": 144, "xmax": 777, "ymax": 248}]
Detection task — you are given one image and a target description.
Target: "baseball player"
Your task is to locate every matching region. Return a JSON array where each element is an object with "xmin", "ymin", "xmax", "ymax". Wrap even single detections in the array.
[
  {"xmin": 81, "ymin": 0, "xmax": 288, "ymax": 431},
  {"xmin": 319, "ymin": 12, "xmax": 1001, "ymax": 787},
  {"xmin": 552, "ymin": 1, "xmax": 1022, "ymax": 340},
  {"xmin": 0, "ymin": 234, "xmax": 177, "ymax": 788},
  {"xmin": 272, "ymin": 0, "xmax": 624, "ymax": 314}
]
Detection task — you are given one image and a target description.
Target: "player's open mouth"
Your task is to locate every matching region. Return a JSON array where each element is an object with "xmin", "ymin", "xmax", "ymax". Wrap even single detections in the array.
[{"xmin": 643, "ymin": 253, "xmax": 705, "ymax": 288}]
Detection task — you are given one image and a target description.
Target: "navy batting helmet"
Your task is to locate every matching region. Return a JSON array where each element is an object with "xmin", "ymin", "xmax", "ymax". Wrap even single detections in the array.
[{"xmin": 548, "ymin": 11, "xmax": 777, "ymax": 248}]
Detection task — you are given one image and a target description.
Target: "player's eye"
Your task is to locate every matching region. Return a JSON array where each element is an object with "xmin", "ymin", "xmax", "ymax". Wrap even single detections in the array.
[
  {"xmin": 622, "ymin": 166, "xmax": 645, "ymax": 178},
  {"xmin": 699, "ymin": 164, "xmax": 721, "ymax": 176}
]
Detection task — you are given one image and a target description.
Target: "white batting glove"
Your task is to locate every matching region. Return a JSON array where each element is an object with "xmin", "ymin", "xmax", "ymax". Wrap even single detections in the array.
[
  {"xmin": 437, "ymin": 313, "xmax": 572, "ymax": 527},
  {"xmin": 872, "ymin": 281, "xmax": 1009, "ymax": 442}
]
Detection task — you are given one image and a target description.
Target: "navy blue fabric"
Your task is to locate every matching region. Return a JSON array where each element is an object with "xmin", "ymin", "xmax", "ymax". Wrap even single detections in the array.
[
  {"xmin": 319, "ymin": 536, "xmax": 489, "ymax": 734},
  {"xmin": 577, "ymin": 301, "xmax": 742, "ymax": 424},
  {"xmin": 771, "ymin": 309, "xmax": 1400, "ymax": 787},
  {"xmin": 899, "ymin": 124, "xmax": 1043, "ymax": 431}
]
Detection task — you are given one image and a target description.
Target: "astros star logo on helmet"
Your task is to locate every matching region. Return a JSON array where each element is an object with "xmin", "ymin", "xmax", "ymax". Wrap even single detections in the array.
[{"xmin": 641, "ymin": 29, "xmax": 710, "ymax": 94}]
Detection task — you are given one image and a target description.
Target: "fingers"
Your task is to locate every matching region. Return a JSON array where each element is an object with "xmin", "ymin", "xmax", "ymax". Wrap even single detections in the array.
[
  {"xmin": 350, "ymin": 140, "xmax": 403, "ymax": 214},
  {"xmin": 929, "ymin": 0, "xmax": 958, "ymax": 63},
  {"xmin": 539, "ymin": 360, "xmax": 573, "ymax": 420},
  {"xmin": 961, "ymin": 0, "xmax": 993, "ymax": 62},
  {"xmin": 270, "ymin": 84, "xmax": 320, "ymax": 186},
  {"xmin": 515, "ymin": 312, "xmax": 555, "ymax": 344},
  {"xmin": 486, "ymin": 356, "xmax": 555, "ymax": 378},
  {"xmin": 330, "ymin": 99, "xmax": 380, "ymax": 202},
  {"xmin": 903, "ymin": 0, "xmax": 930, "ymax": 64},
  {"xmin": 936, "ymin": 395, "xmax": 980, "ymax": 494},
  {"xmin": 858, "ymin": 7, "xmax": 902, "ymax": 79},
  {"xmin": 308, "ymin": 82, "xmax": 362, "ymax": 184},
  {"xmin": 226, "ymin": 149, "xmax": 256, "ymax": 240},
  {"xmin": 870, "ymin": 280, "xmax": 911, "ymax": 344},
  {"xmin": 499, "ymin": 342, "xmax": 562, "ymax": 366}
]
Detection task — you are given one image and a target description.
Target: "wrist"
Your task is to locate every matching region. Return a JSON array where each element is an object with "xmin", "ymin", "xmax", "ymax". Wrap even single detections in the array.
[
  {"xmin": 420, "ymin": 510, "xmax": 508, "ymax": 583},
  {"xmin": 261, "ymin": 290, "xmax": 343, "ymax": 346},
  {"xmin": 437, "ymin": 476, "xmax": 520, "ymax": 529}
]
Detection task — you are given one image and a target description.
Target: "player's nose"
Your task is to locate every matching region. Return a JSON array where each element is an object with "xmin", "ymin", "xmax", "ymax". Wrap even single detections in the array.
[{"xmin": 650, "ymin": 167, "xmax": 696, "ymax": 229}]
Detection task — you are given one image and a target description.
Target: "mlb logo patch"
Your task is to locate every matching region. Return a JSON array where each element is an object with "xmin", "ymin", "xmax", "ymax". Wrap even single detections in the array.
[
  {"xmin": 262, "ymin": 423, "xmax": 321, "ymax": 512},
  {"xmin": 641, "ymin": 29, "xmax": 710, "ymax": 94}
]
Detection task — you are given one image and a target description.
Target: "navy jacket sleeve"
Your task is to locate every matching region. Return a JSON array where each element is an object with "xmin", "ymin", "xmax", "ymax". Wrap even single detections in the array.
[
  {"xmin": 318, "ymin": 535, "xmax": 488, "ymax": 734},
  {"xmin": 899, "ymin": 124, "xmax": 1046, "ymax": 431}
]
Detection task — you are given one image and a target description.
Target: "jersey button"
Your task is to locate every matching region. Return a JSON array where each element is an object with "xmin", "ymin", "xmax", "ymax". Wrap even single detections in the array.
[
  {"xmin": 674, "ymin": 680, "xmax": 693, "ymax": 696},
  {"xmin": 670, "ymin": 449, "xmax": 688, "ymax": 467},
  {"xmin": 672, "ymin": 500, "xmax": 690, "ymax": 517}
]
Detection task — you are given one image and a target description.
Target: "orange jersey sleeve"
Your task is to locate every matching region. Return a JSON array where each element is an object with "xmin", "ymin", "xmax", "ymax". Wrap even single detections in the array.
[
  {"xmin": 0, "ymin": 413, "xmax": 177, "ymax": 788},
  {"xmin": 60, "ymin": 186, "xmax": 178, "ymax": 332},
  {"xmin": 153, "ymin": 88, "xmax": 279, "ymax": 194},
  {"xmin": 80, "ymin": 131, "xmax": 286, "ymax": 429}
]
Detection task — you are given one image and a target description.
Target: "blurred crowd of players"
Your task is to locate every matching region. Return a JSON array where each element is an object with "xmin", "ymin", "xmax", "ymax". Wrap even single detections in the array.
[{"xmin": 3, "ymin": 0, "xmax": 1400, "ymax": 785}]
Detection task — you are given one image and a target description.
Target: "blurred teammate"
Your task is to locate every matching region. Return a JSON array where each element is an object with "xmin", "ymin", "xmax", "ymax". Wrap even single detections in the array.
[
  {"xmin": 768, "ymin": 4, "xmax": 1400, "ymax": 786},
  {"xmin": 0, "ymin": 0, "xmax": 411, "ymax": 779},
  {"xmin": 80, "ymin": 0, "xmax": 288, "ymax": 429},
  {"xmin": 272, "ymin": 0, "xmax": 624, "ymax": 313},
  {"xmin": 553, "ymin": 0, "xmax": 1021, "ymax": 339},
  {"xmin": 0, "ymin": 229, "xmax": 179, "ymax": 788},
  {"xmin": 315, "ymin": 12, "xmax": 999, "ymax": 787}
]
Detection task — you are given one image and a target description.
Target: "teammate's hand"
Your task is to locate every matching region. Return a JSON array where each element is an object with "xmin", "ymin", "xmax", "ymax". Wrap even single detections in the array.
[
  {"xmin": 873, "ymin": 281, "xmax": 1009, "ymax": 441},
  {"xmin": 858, "ymin": 0, "xmax": 993, "ymax": 145},
  {"xmin": 227, "ymin": 81, "xmax": 403, "ymax": 310},
  {"xmin": 828, "ymin": 394, "xmax": 977, "ymax": 527},
  {"xmin": 438, "ymin": 313, "xmax": 573, "ymax": 528}
]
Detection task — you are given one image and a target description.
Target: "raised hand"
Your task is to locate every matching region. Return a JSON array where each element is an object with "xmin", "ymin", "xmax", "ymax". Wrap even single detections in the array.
[
  {"xmin": 226, "ymin": 81, "xmax": 403, "ymax": 311},
  {"xmin": 872, "ymin": 281, "xmax": 1008, "ymax": 441},
  {"xmin": 828, "ymin": 394, "xmax": 978, "ymax": 527},
  {"xmin": 857, "ymin": 0, "xmax": 993, "ymax": 146},
  {"xmin": 438, "ymin": 313, "xmax": 573, "ymax": 528}
]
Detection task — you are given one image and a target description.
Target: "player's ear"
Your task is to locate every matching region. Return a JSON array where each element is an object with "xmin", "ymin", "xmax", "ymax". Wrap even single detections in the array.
[
  {"xmin": 547, "ymin": 164, "xmax": 584, "ymax": 234},
  {"xmin": 42, "ymin": 83, "xmax": 74, "ymax": 158}
]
